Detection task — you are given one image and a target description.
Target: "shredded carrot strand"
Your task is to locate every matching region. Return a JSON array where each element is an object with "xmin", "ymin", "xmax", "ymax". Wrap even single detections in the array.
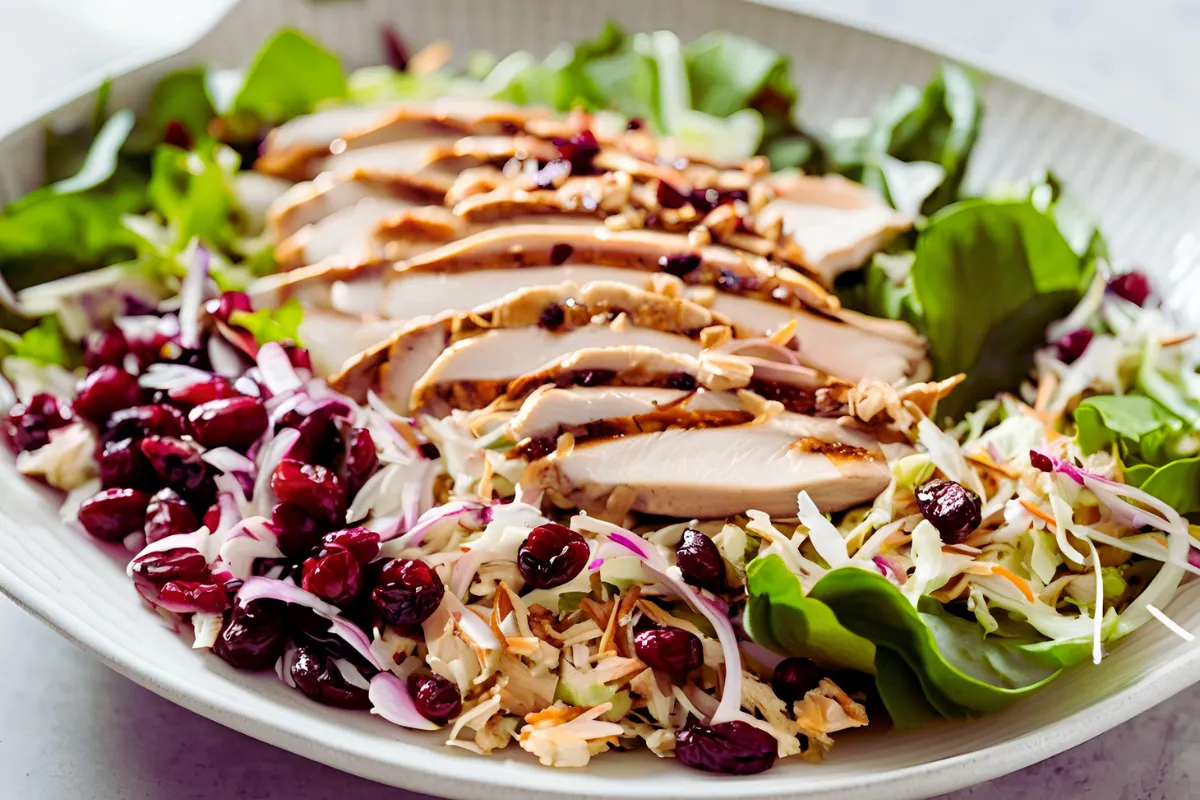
[
  {"xmin": 1020, "ymin": 499, "xmax": 1057, "ymax": 527},
  {"xmin": 991, "ymin": 565, "xmax": 1036, "ymax": 603}
]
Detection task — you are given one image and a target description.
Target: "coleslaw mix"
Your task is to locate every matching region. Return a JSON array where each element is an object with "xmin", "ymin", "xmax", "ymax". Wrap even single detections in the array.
[{"xmin": 0, "ymin": 24, "xmax": 1197, "ymax": 775}]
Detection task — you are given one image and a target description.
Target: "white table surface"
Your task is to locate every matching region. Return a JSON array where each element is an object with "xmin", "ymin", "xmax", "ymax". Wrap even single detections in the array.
[{"xmin": 2, "ymin": 2, "xmax": 1199, "ymax": 799}]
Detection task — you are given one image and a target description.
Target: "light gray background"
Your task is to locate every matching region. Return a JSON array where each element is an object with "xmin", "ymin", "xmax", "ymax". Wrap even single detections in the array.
[{"xmin": 1, "ymin": 1, "xmax": 1199, "ymax": 798}]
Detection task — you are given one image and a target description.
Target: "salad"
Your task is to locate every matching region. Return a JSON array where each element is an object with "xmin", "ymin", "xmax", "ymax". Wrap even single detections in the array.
[{"xmin": 1, "ymin": 23, "xmax": 1198, "ymax": 776}]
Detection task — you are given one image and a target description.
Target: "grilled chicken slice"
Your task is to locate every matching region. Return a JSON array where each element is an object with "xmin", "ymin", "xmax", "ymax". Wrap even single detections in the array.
[
  {"xmin": 390, "ymin": 223, "xmax": 839, "ymax": 312},
  {"xmin": 274, "ymin": 197, "xmax": 421, "ymax": 269},
  {"xmin": 504, "ymin": 385, "xmax": 752, "ymax": 443},
  {"xmin": 753, "ymin": 174, "xmax": 910, "ymax": 287},
  {"xmin": 256, "ymin": 98, "xmax": 548, "ymax": 180},
  {"xmin": 523, "ymin": 412, "xmax": 890, "ymax": 518},
  {"xmin": 328, "ymin": 281, "xmax": 721, "ymax": 410},
  {"xmin": 407, "ymin": 325, "xmax": 705, "ymax": 416},
  {"xmin": 250, "ymin": 226, "xmax": 926, "ymax": 382},
  {"xmin": 295, "ymin": 309, "xmax": 406, "ymax": 377}
]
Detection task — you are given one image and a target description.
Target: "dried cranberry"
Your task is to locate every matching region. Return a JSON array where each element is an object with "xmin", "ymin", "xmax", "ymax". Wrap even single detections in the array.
[
  {"xmin": 271, "ymin": 502, "xmax": 326, "ymax": 559},
  {"xmin": 914, "ymin": 479, "xmax": 982, "ymax": 544},
  {"xmin": 290, "ymin": 408, "xmax": 344, "ymax": 467},
  {"xmin": 271, "ymin": 459, "xmax": 346, "ymax": 524},
  {"xmin": 626, "ymin": 117, "xmax": 644, "ymax": 131},
  {"xmin": 78, "ymin": 488, "xmax": 151, "ymax": 541},
  {"xmin": 408, "ymin": 673, "xmax": 462, "ymax": 724},
  {"xmin": 301, "ymin": 549, "xmax": 362, "ymax": 605},
  {"xmin": 214, "ymin": 291, "xmax": 252, "ymax": 323},
  {"xmin": 104, "ymin": 404, "xmax": 187, "ymax": 443},
  {"xmin": 1107, "ymin": 271, "xmax": 1152, "ymax": 306},
  {"xmin": 549, "ymin": 243, "xmax": 573, "ymax": 265},
  {"xmin": 144, "ymin": 489, "xmax": 198, "ymax": 543},
  {"xmin": 676, "ymin": 529, "xmax": 726, "ymax": 592},
  {"xmin": 214, "ymin": 599, "xmax": 288, "ymax": 670},
  {"xmin": 664, "ymin": 371, "xmax": 697, "ymax": 391},
  {"xmin": 516, "ymin": 523, "xmax": 589, "ymax": 590},
  {"xmin": 771, "ymin": 657, "xmax": 821, "ymax": 703},
  {"xmin": 1029, "ymin": 450, "xmax": 1055, "ymax": 473},
  {"xmin": 188, "ymin": 396, "xmax": 268, "ymax": 450},
  {"xmin": 5, "ymin": 393, "xmax": 69, "ymax": 452},
  {"xmin": 322, "ymin": 527, "xmax": 381, "ymax": 565},
  {"xmin": 83, "ymin": 329, "xmax": 129, "ymax": 370},
  {"xmin": 1055, "ymin": 328, "xmax": 1094, "ymax": 364},
  {"xmin": 659, "ymin": 253, "xmax": 701, "ymax": 278},
  {"xmin": 520, "ymin": 436, "xmax": 556, "ymax": 461},
  {"xmin": 289, "ymin": 645, "xmax": 371, "ymax": 709},
  {"xmin": 675, "ymin": 720, "xmax": 778, "ymax": 775},
  {"xmin": 633, "ymin": 627, "xmax": 703, "ymax": 678},
  {"xmin": 158, "ymin": 580, "xmax": 230, "ymax": 613},
  {"xmin": 343, "ymin": 427, "xmax": 379, "ymax": 498},
  {"xmin": 140, "ymin": 436, "xmax": 211, "ymax": 494},
  {"xmin": 98, "ymin": 438, "xmax": 156, "ymax": 490},
  {"xmin": 571, "ymin": 369, "xmax": 616, "ymax": 387},
  {"xmin": 552, "ymin": 129, "xmax": 599, "ymax": 175},
  {"xmin": 73, "ymin": 366, "xmax": 142, "ymax": 424},
  {"xmin": 656, "ymin": 180, "xmax": 690, "ymax": 209},
  {"xmin": 372, "ymin": 558, "xmax": 445, "ymax": 626},
  {"xmin": 130, "ymin": 547, "xmax": 209, "ymax": 586},
  {"xmin": 537, "ymin": 304, "xmax": 566, "ymax": 330},
  {"xmin": 418, "ymin": 441, "xmax": 440, "ymax": 460},
  {"xmin": 167, "ymin": 377, "xmax": 240, "ymax": 407}
]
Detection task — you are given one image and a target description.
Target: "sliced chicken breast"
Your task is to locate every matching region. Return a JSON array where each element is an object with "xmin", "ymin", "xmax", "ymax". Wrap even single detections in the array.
[
  {"xmin": 296, "ymin": 308, "xmax": 406, "ymax": 377},
  {"xmin": 328, "ymin": 281, "xmax": 720, "ymax": 406},
  {"xmin": 505, "ymin": 385, "xmax": 750, "ymax": 442},
  {"xmin": 392, "ymin": 223, "xmax": 839, "ymax": 313},
  {"xmin": 274, "ymin": 197, "xmax": 418, "ymax": 270},
  {"xmin": 257, "ymin": 98, "xmax": 546, "ymax": 179},
  {"xmin": 404, "ymin": 325, "xmax": 705, "ymax": 416},
  {"xmin": 524, "ymin": 413, "xmax": 890, "ymax": 518}
]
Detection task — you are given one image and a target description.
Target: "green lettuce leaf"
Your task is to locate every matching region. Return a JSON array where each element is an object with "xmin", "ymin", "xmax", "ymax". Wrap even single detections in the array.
[
  {"xmin": 831, "ymin": 64, "xmax": 982, "ymax": 215},
  {"xmin": 229, "ymin": 28, "xmax": 348, "ymax": 124},
  {"xmin": 147, "ymin": 143, "xmax": 243, "ymax": 252},
  {"xmin": 912, "ymin": 199, "xmax": 1084, "ymax": 418},
  {"xmin": 229, "ymin": 299, "xmax": 303, "ymax": 345},
  {"xmin": 743, "ymin": 555, "xmax": 876, "ymax": 673},
  {"xmin": 872, "ymin": 647, "xmax": 948, "ymax": 731},
  {"xmin": 1074, "ymin": 395, "xmax": 1181, "ymax": 460},
  {"xmin": 808, "ymin": 568, "xmax": 1089, "ymax": 716},
  {"xmin": 1133, "ymin": 457, "xmax": 1200, "ymax": 515}
]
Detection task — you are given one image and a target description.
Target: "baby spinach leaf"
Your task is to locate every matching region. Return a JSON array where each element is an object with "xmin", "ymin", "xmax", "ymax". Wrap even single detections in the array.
[
  {"xmin": 872, "ymin": 647, "xmax": 955, "ymax": 731},
  {"xmin": 1075, "ymin": 395, "xmax": 1180, "ymax": 458},
  {"xmin": 1136, "ymin": 456, "xmax": 1200, "ymax": 516},
  {"xmin": 743, "ymin": 555, "xmax": 876, "ymax": 673},
  {"xmin": 809, "ymin": 568, "xmax": 1083, "ymax": 715},
  {"xmin": 230, "ymin": 28, "xmax": 348, "ymax": 124},
  {"xmin": 831, "ymin": 64, "xmax": 981, "ymax": 215},
  {"xmin": 911, "ymin": 199, "xmax": 1084, "ymax": 418}
]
